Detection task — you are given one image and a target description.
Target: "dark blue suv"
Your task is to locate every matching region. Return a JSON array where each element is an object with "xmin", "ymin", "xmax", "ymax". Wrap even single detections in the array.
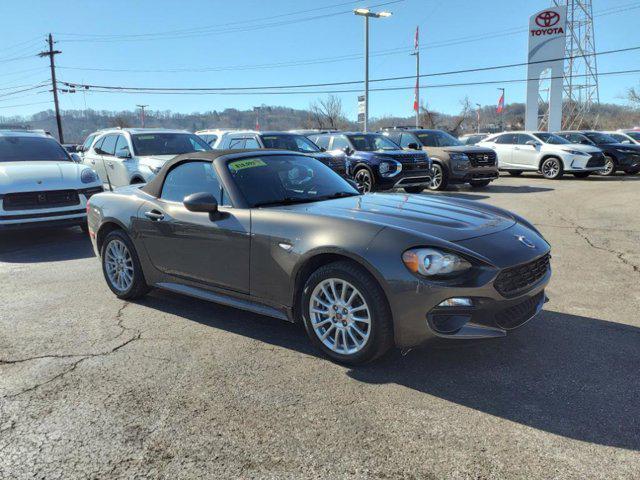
[{"xmin": 308, "ymin": 132, "xmax": 431, "ymax": 193}]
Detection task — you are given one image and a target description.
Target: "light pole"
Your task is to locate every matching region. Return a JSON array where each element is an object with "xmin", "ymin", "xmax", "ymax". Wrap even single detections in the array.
[
  {"xmin": 475, "ymin": 103, "xmax": 481, "ymax": 133},
  {"xmin": 137, "ymin": 104, "xmax": 148, "ymax": 128},
  {"xmin": 354, "ymin": 8, "xmax": 391, "ymax": 132}
]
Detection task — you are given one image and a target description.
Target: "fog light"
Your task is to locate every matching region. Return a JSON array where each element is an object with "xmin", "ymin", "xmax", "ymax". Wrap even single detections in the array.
[{"xmin": 438, "ymin": 297, "xmax": 473, "ymax": 307}]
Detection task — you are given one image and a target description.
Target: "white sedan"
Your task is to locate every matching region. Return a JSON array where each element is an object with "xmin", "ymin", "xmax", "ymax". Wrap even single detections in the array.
[{"xmin": 0, "ymin": 131, "xmax": 103, "ymax": 231}]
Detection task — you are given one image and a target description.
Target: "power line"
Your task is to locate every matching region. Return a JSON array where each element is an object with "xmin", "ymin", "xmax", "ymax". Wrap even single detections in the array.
[
  {"xmin": 75, "ymin": 68, "xmax": 640, "ymax": 97},
  {"xmin": 0, "ymin": 100, "xmax": 53, "ymax": 110},
  {"xmin": 56, "ymin": 1, "xmax": 403, "ymax": 43},
  {"xmin": 60, "ymin": 45, "xmax": 640, "ymax": 93},
  {"xmin": 0, "ymin": 82, "xmax": 51, "ymax": 99}
]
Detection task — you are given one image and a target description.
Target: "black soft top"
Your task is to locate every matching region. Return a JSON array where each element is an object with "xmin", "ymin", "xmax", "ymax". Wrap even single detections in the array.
[{"xmin": 140, "ymin": 149, "xmax": 300, "ymax": 198}]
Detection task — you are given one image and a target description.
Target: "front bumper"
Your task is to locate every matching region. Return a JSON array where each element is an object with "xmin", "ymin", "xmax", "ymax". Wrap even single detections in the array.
[
  {"xmin": 449, "ymin": 166, "xmax": 499, "ymax": 183},
  {"xmin": 0, "ymin": 212, "xmax": 86, "ymax": 230},
  {"xmin": 564, "ymin": 153, "xmax": 606, "ymax": 172}
]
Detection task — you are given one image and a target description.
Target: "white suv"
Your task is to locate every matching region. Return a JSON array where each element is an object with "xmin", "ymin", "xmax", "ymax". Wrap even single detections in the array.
[
  {"xmin": 478, "ymin": 131, "xmax": 605, "ymax": 179},
  {"xmin": 0, "ymin": 130, "xmax": 102, "ymax": 231},
  {"xmin": 83, "ymin": 128, "xmax": 211, "ymax": 190}
]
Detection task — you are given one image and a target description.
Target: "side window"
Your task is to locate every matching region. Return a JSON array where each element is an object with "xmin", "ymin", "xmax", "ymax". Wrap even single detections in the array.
[
  {"xmin": 495, "ymin": 134, "xmax": 516, "ymax": 144},
  {"xmin": 399, "ymin": 133, "xmax": 416, "ymax": 148},
  {"xmin": 161, "ymin": 161, "xmax": 222, "ymax": 203},
  {"xmin": 228, "ymin": 137, "xmax": 245, "ymax": 149},
  {"xmin": 100, "ymin": 135, "xmax": 118, "ymax": 155},
  {"xmin": 516, "ymin": 134, "xmax": 534, "ymax": 145},
  {"xmin": 244, "ymin": 137, "xmax": 260, "ymax": 149},
  {"xmin": 312, "ymin": 135, "xmax": 330, "ymax": 149},
  {"xmin": 114, "ymin": 135, "xmax": 130, "ymax": 157},
  {"xmin": 92, "ymin": 136, "xmax": 105, "ymax": 152},
  {"xmin": 331, "ymin": 135, "xmax": 349, "ymax": 150},
  {"xmin": 83, "ymin": 134, "xmax": 96, "ymax": 150}
]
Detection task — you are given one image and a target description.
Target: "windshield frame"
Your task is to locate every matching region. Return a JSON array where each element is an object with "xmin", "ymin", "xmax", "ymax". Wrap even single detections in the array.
[
  {"xmin": 131, "ymin": 132, "xmax": 212, "ymax": 156},
  {"xmin": 222, "ymin": 153, "xmax": 359, "ymax": 209},
  {"xmin": 0, "ymin": 135, "xmax": 72, "ymax": 163}
]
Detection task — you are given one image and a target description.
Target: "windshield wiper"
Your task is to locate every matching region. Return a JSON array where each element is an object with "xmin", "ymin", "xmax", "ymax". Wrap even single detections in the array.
[
  {"xmin": 316, "ymin": 191, "xmax": 360, "ymax": 201},
  {"xmin": 253, "ymin": 197, "xmax": 321, "ymax": 208}
]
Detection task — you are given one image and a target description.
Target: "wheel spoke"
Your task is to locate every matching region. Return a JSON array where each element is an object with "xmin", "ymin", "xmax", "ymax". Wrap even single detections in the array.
[{"xmin": 320, "ymin": 324, "xmax": 335, "ymax": 341}]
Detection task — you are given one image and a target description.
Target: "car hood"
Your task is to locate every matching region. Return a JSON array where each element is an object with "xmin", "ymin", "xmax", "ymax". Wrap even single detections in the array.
[
  {"xmin": 358, "ymin": 149, "xmax": 421, "ymax": 157},
  {"xmin": 0, "ymin": 161, "xmax": 87, "ymax": 192},
  {"xmin": 550, "ymin": 144, "xmax": 601, "ymax": 154},
  {"xmin": 281, "ymin": 193, "xmax": 516, "ymax": 242}
]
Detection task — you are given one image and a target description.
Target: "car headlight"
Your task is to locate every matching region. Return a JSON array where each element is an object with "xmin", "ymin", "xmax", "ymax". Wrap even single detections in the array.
[
  {"xmin": 80, "ymin": 168, "xmax": 99, "ymax": 184},
  {"xmin": 564, "ymin": 150, "xmax": 589, "ymax": 156},
  {"xmin": 402, "ymin": 248, "xmax": 471, "ymax": 277},
  {"xmin": 449, "ymin": 153, "xmax": 469, "ymax": 161}
]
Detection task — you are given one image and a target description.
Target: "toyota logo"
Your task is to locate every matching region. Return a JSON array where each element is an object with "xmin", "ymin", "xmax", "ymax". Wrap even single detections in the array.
[
  {"xmin": 535, "ymin": 10, "xmax": 560, "ymax": 28},
  {"xmin": 515, "ymin": 235, "xmax": 536, "ymax": 249}
]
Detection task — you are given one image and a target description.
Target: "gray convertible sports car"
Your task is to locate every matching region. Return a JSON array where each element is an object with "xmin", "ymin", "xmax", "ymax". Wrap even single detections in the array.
[{"xmin": 87, "ymin": 149, "xmax": 551, "ymax": 364}]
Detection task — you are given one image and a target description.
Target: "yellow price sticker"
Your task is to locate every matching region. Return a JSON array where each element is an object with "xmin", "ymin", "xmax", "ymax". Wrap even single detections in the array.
[{"xmin": 228, "ymin": 158, "xmax": 267, "ymax": 171}]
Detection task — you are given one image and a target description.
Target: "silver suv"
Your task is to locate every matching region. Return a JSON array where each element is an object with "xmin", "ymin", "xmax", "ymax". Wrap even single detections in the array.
[{"xmin": 82, "ymin": 128, "xmax": 211, "ymax": 190}]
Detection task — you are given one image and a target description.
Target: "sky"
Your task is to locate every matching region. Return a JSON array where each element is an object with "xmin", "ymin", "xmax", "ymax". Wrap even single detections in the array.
[{"xmin": 0, "ymin": 0, "xmax": 639, "ymax": 121}]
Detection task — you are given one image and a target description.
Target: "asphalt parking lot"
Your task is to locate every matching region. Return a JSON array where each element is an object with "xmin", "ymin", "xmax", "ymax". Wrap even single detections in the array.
[{"xmin": 1, "ymin": 173, "xmax": 639, "ymax": 479}]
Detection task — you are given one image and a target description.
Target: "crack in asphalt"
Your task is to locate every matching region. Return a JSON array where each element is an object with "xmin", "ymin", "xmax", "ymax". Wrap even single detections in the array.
[
  {"xmin": 0, "ymin": 302, "xmax": 142, "ymax": 400},
  {"xmin": 559, "ymin": 214, "xmax": 640, "ymax": 275}
]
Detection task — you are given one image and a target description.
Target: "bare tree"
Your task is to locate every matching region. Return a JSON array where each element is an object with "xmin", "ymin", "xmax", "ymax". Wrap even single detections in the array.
[
  {"xmin": 627, "ymin": 86, "xmax": 640, "ymax": 106},
  {"xmin": 309, "ymin": 95, "xmax": 347, "ymax": 129},
  {"xmin": 418, "ymin": 102, "xmax": 439, "ymax": 128},
  {"xmin": 449, "ymin": 96, "xmax": 473, "ymax": 135}
]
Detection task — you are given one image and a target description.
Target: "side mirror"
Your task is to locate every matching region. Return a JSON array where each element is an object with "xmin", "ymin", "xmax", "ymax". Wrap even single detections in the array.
[
  {"xmin": 76, "ymin": 145, "xmax": 85, "ymax": 153},
  {"xmin": 407, "ymin": 142, "xmax": 420, "ymax": 150},
  {"xmin": 525, "ymin": 140, "xmax": 540, "ymax": 147},
  {"xmin": 70, "ymin": 153, "xmax": 81, "ymax": 163},
  {"xmin": 342, "ymin": 146, "xmax": 353, "ymax": 156},
  {"xmin": 116, "ymin": 150, "xmax": 132, "ymax": 159},
  {"xmin": 184, "ymin": 192, "xmax": 219, "ymax": 217}
]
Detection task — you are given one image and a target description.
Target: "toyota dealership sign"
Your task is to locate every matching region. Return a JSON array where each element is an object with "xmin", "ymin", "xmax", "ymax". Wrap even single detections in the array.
[{"xmin": 525, "ymin": 6, "xmax": 567, "ymax": 132}]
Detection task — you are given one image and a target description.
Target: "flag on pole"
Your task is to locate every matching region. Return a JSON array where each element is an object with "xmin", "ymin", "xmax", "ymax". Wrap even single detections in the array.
[
  {"xmin": 496, "ymin": 91, "xmax": 505, "ymax": 114},
  {"xmin": 255, "ymin": 116, "xmax": 260, "ymax": 131},
  {"xmin": 413, "ymin": 26, "xmax": 419, "ymax": 112}
]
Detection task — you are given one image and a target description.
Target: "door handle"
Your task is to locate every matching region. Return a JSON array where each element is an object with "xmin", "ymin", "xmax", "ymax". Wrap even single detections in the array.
[
  {"xmin": 108, "ymin": 162, "xmax": 114, "ymax": 169},
  {"xmin": 144, "ymin": 210, "xmax": 165, "ymax": 221}
]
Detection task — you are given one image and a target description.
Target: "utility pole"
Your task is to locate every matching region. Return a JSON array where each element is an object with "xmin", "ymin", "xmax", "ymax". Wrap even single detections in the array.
[
  {"xmin": 137, "ymin": 104, "xmax": 148, "ymax": 127},
  {"xmin": 39, "ymin": 34, "xmax": 63, "ymax": 143}
]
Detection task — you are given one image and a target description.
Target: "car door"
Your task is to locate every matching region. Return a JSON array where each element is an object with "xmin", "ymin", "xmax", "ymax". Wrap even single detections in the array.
[
  {"xmin": 512, "ymin": 133, "xmax": 540, "ymax": 169},
  {"xmin": 137, "ymin": 160, "xmax": 251, "ymax": 293},
  {"xmin": 492, "ymin": 133, "xmax": 516, "ymax": 168},
  {"xmin": 84, "ymin": 136, "xmax": 106, "ymax": 183},
  {"xmin": 97, "ymin": 134, "xmax": 119, "ymax": 189},
  {"xmin": 111, "ymin": 134, "xmax": 133, "ymax": 187}
]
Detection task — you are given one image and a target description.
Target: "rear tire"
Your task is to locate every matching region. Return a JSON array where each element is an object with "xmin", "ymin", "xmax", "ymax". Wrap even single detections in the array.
[
  {"xmin": 403, "ymin": 186, "xmax": 424, "ymax": 194},
  {"xmin": 540, "ymin": 157, "xmax": 563, "ymax": 179},
  {"xmin": 508, "ymin": 170, "xmax": 523, "ymax": 177},
  {"xmin": 572, "ymin": 172, "xmax": 590, "ymax": 178},
  {"xmin": 301, "ymin": 261, "xmax": 393, "ymax": 365},
  {"xmin": 427, "ymin": 163, "xmax": 448, "ymax": 191},
  {"xmin": 101, "ymin": 229, "xmax": 150, "ymax": 300},
  {"xmin": 469, "ymin": 179, "xmax": 491, "ymax": 188},
  {"xmin": 598, "ymin": 155, "xmax": 616, "ymax": 176}
]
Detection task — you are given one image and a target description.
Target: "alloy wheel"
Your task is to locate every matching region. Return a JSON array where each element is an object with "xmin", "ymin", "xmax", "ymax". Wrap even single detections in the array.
[
  {"xmin": 104, "ymin": 239, "xmax": 134, "ymax": 292},
  {"xmin": 354, "ymin": 169, "xmax": 372, "ymax": 193},
  {"xmin": 308, "ymin": 278, "xmax": 371, "ymax": 355},
  {"xmin": 429, "ymin": 164, "xmax": 443, "ymax": 190},
  {"xmin": 599, "ymin": 157, "xmax": 615, "ymax": 176},
  {"xmin": 542, "ymin": 158, "xmax": 560, "ymax": 179}
]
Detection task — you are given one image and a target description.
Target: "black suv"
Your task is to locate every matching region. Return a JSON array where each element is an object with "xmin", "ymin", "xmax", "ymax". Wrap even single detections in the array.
[
  {"xmin": 307, "ymin": 132, "xmax": 432, "ymax": 193},
  {"xmin": 216, "ymin": 131, "xmax": 347, "ymax": 176},
  {"xmin": 381, "ymin": 127, "xmax": 499, "ymax": 190},
  {"xmin": 556, "ymin": 131, "xmax": 640, "ymax": 176}
]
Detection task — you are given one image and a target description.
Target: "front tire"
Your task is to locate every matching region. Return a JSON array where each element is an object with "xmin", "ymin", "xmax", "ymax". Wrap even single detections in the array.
[
  {"xmin": 354, "ymin": 167, "xmax": 375, "ymax": 193},
  {"xmin": 541, "ymin": 157, "xmax": 563, "ymax": 179},
  {"xmin": 301, "ymin": 261, "xmax": 393, "ymax": 365},
  {"xmin": 427, "ymin": 163, "xmax": 448, "ymax": 191},
  {"xmin": 403, "ymin": 186, "xmax": 424, "ymax": 194},
  {"xmin": 598, "ymin": 155, "xmax": 616, "ymax": 176},
  {"xmin": 101, "ymin": 230, "xmax": 150, "ymax": 300}
]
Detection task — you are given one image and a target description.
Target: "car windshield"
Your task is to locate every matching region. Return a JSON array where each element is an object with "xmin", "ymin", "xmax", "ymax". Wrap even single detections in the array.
[
  {"xmin": 260, "ymin": 134, "xmax": 321, "ymax": 153},
  {"xmin": 227, "ymin": 155, "xmax": 359, "ymax": 208},
  {"xmin": 533, "ymin": 133, "xmax": 571, "ymax": 144},
  {"xmin": 0, "ymin": 136, "xmax": 70, "ymax": 162},
  {"xmin": 347, "ymin": 134, "xmax": 399, "ymax": 151},
  {"xmin": 625, "ymin": 131, "xmax": 640, "ymax": 141},
  {"xmin": 415, "ymin": 130, "xmax": 462, "ymax": 147},
  {"xmin": 131, "ymin": 133, "xmax": 212, "ymax": 156},
  {"xmin": 584, "ymin": 132, "xmax": 618, "ymax": 144}
]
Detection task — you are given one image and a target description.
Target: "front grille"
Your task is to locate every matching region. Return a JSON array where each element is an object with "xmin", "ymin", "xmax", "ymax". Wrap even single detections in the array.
[
  {"xmin": 494, "ymin": 291, "xmax": 545, "ymax": 329},
  {"xmin": 494, "ymin": 253, "xmax": 550, "ymax": 298},
  {"xmin": 466, "ymin": 151, "xmax": 497, "ymax": 167},
  {"xmin": 2, "ymin": 189, "xmax": 80, "ymax": 211},
  {"xmin": 586, "ymin": 153, "xmax": 606, "ymax": 168}
]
